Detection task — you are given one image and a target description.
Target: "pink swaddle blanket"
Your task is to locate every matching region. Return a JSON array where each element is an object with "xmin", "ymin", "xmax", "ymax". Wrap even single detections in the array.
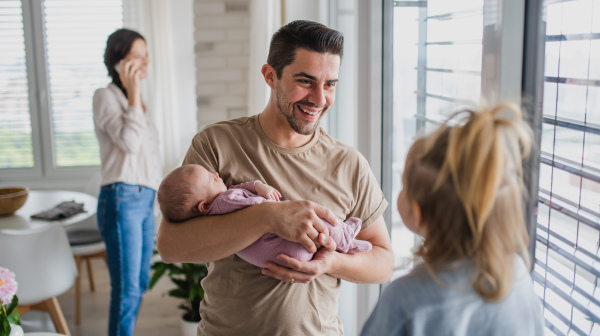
[{"xmin": 205, "ymin": 181, "xmax": 372, "ymax": 268}]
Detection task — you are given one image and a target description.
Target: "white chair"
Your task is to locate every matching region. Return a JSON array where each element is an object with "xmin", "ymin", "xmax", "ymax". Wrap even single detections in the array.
[
  {"xmin": 0, "ymin": 224, "xmax": 77, "ymax": 336},
  {"xmin": 65, "ymin": 229, "xmax": 106, "ymax": 325}
]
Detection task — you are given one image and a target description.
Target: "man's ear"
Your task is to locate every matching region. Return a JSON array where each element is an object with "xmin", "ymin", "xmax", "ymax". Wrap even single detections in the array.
[
  {"xmin": 198, "ymin": 200, "xmax": 209, "ymax": 214},
  {"xmin": 261, "ymin": 64, "xmax": 277, "ymax": 89}
]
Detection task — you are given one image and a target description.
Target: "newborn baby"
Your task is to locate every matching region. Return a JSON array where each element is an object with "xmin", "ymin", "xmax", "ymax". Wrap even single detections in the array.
[{"xmin": 157, "ymin": 164, "xmax": 372, "ymax": 268}]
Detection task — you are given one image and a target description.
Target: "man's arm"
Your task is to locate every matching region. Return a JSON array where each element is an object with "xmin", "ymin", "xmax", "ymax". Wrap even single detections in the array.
[
  {"xmin": 156, "ymin": 200, "xmax": 339, "ymax": 264},
  {"xmin": 262, "ymin": 215, "xmax": 394, "ymax": 284}
]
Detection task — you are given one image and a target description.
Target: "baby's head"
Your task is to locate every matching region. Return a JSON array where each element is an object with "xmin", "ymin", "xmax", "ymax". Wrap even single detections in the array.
[{"xmin": 158, "ymin": 164, "xmax": 227, "ymax": 222}]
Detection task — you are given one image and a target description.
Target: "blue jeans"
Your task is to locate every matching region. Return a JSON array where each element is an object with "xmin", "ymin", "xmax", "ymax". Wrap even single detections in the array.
[{"xmin": 97, "ymin": 183, "xmax": 156, "ymax": 336}]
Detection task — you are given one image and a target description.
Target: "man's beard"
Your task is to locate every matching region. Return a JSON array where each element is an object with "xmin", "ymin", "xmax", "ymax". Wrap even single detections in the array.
[{"xmin": 275, "ymin": 82, "xmax": 328, "ymax": 136}]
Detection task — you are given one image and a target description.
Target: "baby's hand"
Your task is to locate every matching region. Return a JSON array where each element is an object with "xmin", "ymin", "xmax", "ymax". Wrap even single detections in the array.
[{"xmin": 255, "ymin": 182, "xmax": 282, "ymax": 201}]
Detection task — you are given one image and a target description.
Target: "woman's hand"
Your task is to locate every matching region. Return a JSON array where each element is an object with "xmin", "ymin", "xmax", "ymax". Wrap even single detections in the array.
[{"xmin": 118, "ymin": 59, "xmax": 142, "ymax": 108}]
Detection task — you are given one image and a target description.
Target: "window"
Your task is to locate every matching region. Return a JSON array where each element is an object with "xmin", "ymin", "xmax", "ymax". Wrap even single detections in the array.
[
  {"xmin": 390, "ymin": 0, "xmax": 484, "ymax": 277},
  {"xmin": 0, "ymin": 0, "xmax": 123, "ymax": 179},
  {"xmin": 387, "ymin": 0, "xmax": 600, "ymax": 333},
  {"xmin": 533, "ymin": 0, "xmax": 600, "ymax": 334}
]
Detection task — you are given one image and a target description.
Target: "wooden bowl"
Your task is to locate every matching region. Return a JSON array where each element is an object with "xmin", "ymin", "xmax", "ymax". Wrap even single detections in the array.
[{"xmin": 0, "ymin": 187, "xmax": 29, "ymax": 216}]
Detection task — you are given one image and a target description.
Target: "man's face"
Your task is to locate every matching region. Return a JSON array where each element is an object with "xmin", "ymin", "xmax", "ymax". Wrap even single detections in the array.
[{"xmin": 274, "ymin": 49, "xmax": 340, "ymax": 135}]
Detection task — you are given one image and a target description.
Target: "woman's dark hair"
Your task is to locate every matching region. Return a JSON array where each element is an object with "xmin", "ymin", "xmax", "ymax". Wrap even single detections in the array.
[
  {"xmin": 267, "ymin": 20, "xmax": 343, "ymax": 79},
  {"xmin": 103, "ymin": 28, "xmax": 145, "ymax": 97}
]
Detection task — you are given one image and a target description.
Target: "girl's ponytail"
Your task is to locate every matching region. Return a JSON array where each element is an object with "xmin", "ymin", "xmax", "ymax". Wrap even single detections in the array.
[{"xmin": 407, "ymin": 103, "xmax": 533, "ymax": 301}]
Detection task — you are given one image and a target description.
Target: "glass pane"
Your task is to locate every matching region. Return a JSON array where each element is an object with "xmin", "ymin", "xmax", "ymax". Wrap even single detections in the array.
[
  {"xmin": 594, "ymin": 0, "xmax": 600, "ymax": 33},
  {"xmin": 391, "ymin": 0, "xmax": 483, "ymax": 280},
  {"xmin": 551, "ymin": 168, "xmax": 582, "ymax": 204},
  {"xmin": 539, "ymin": 163, "xmax": 553, "ymax": 192},
  {"xmin": 0, "ymin": 0, "xmax": 34, "ymax": 169},
  {"xmin": 589, "ymin": 40, "xmax": 600, "ymax": 80},
  {"xmin": 561, "ymin": 0, "xmax": 594, "ymax": 35},
  {"xmin": 557, "ymin": 84, "xmax": 588, "ymax": 122},
  {"xmin": 584, "ymin": 133, "xmax": 600, "ymax": 169},
  {"xmin": 391, "ymin": 5, "xmax": 420, "ymax": 278},
  {"xmin": 548, "ymin": 208, "xmax": 578, "ymax": 247},
  {"xmin": 553, "ymin": 127, "xmax": 584, "ymax": 163},
  {"xmin": 43, "ymin": 0, "xmax": 123, "ymax": 167},
  {"xmin": 545, "ymin": 41, "xmax": 560, "ymax": 78},
  {"xmin": 538, "ymin": 1, "xmax": 600, "ymax": 332},
  {"xmin": 427, "ymin": 44, "xmax": 482, "ymax": 71},
  {"xmin": 586, "ymin": 86, "xmax": 600, "ymax": 124},
  {"xmin": 558, "ymin": 41, "xmax": 590, "ymax": 80},
  {"xmin": 581, "ymin": 178, "xmax": 600, "ymax": 214},
  {"xmin": 427, "ymin": 14, "xmax": 483, "ymax": 43}
]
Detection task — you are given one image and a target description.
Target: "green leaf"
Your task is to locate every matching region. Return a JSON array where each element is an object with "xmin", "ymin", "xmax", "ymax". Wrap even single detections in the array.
[
  {"xmin": 189, "ymin": 286, "xmax": 198, "ymax": 301},
  {"xmin": 171, "ymin": 278, "xmax": 189, "ymax": 290},
  {"xmin": 149, "ymin": 263, "xmax": 168, "ymax": 290},
  {"xmin": 5, "ymin": 295, "xmax": 18, "ymax": 316},
  {"xmin": 168, "ymin": 288, "xmax": 188, "ymax": 299},
  {"xmin": 7, "ymin": 309, "xmax": 20, "ymax": 326},
  {"xmin": 0, "ymin": 318, "xmax": 10, "ymax": 336}
]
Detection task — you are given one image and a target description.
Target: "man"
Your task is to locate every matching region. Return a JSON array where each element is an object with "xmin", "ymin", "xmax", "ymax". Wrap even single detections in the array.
[{"xmin": 157, "ymin": 20, "xmax": 393, "ymax": 335}]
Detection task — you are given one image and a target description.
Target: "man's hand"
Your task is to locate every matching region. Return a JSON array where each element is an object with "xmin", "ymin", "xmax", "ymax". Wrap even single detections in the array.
[
  {"xmin": 262, "ymin": 233, "xmax": 337, "ymax": 284},
  {"xmin": 255, "ymin": 181, "xmax": 282, "ymax": 201},
  {"xmin": 265, "ymin": 201, "xmax": 338, "ymax": 253}
]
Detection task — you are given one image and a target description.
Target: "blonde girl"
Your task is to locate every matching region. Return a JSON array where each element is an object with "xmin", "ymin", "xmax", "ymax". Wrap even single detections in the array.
[{"xmin": 361, "ymin": 104, "xmax": 544, "ymax": 336}]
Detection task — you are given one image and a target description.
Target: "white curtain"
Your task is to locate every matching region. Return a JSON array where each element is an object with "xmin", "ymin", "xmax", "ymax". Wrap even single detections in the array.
[
  {"xmin": 248, "ymin": 0, "xmax": 281, "ymax": 115},
  {"xmin": 123, "ymin": 0, "xmax": 196, "ymax": 175}
]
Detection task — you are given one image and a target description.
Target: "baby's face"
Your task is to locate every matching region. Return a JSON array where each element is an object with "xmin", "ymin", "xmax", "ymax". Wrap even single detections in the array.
[{"xmin": 193, "ymin": 166, "xmax": 228, "ymax": 203}]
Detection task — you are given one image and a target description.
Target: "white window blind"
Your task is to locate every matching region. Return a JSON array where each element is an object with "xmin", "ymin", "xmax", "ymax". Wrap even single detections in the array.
[
  {"xmin": 43, "ymin": 0, "xmax": 122, "ymax": 167},
  {"xmin": 390, "ymin": 0, "xmax": 484, "ymax": 278},
  {"xmin": 534, "ymin": 0, "xmax": 600, "ymax": 334},
  {"xmin": 0, "ymin": 1, "xmax": 33, "ymax": 169}
]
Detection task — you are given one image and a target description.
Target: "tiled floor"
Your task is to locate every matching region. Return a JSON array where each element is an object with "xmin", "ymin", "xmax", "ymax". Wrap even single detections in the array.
[{"xmin": 23, "ymin": 258, "xmax": 185, "ymax": 336}]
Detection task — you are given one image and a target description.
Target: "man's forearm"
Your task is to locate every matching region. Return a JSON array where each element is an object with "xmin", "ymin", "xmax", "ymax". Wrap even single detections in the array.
[
  {"xmin": 156, "ymin": 203, "xmax": 271, "ymax": 264},
  {"xmin": 328, "ymin": 218, "xmax": 394, "ymax": 284}
]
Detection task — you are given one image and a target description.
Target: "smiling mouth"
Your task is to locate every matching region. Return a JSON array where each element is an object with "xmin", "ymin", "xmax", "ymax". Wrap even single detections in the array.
[{"xmin": 298, "ymin": 106, "xmax": 320, "ymax": 116}]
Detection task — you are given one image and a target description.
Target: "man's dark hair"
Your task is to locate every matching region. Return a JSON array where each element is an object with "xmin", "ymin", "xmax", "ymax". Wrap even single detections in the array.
[
  {"xmin": 267, "ymin": 20, "xmax": 343, "ymax": 78},
  {"xmin": 103, "ymin": 28, "xmax": 145, "ymax": 97}
]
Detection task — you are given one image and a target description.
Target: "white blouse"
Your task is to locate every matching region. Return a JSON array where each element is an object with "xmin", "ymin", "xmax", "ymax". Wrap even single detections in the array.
[{"xmin": 93, "ymin": 83, "xmax": 162, "ymax": 190}]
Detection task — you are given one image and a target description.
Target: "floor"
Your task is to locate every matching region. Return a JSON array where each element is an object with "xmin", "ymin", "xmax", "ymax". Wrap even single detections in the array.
[{"xmin": 21, "ymin": 258, "xmax": 185, "ymax": 336}]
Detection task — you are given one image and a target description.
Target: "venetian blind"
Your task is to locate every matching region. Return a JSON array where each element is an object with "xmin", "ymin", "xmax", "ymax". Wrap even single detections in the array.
[
  {"xmin": 533, "ymin": 0, "xmax": 600, "ymax": 334},
  {"xmin": 43, "ymin": 0, "xmax": 122, "ymax": 167},
  {"xmin": 0, "ymin": 0, "xmax": 34, "ymax": 169}
]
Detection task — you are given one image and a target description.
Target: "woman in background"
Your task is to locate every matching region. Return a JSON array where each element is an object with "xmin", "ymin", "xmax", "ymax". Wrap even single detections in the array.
[
  {"xmin": 361, "ymin": 104, "xmax": 544, "ymax": 336},
  {"xmin": 93, "ymin": 28, "xmax": 161, "ymax": 336}
]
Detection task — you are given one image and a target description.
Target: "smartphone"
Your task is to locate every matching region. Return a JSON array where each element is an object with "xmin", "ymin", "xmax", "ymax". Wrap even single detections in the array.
[{"xmin": 114, "ymin": 60, "xmax": 127, "ymax": 74}]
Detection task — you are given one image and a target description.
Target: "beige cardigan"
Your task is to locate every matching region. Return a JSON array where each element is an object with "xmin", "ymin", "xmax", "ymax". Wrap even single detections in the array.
[{"xmin": 93, "ymin": 83, "xmax": 162, "ymax": 190}]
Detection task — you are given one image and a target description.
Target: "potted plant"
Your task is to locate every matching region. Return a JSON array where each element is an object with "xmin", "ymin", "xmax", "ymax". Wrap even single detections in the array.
[
  {"xmin": 0, "ymin": 267, "xmax": 22, "ymax": 336},
  {"xmin": 149, "ymin": 252, "xmax": 208, "ymax": 336}
]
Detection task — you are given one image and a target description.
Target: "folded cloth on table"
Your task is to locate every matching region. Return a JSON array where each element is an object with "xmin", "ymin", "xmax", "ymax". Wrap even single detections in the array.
[{"xmin": 31, "ymin": 200, "xmax": 86, "ymax": 220}]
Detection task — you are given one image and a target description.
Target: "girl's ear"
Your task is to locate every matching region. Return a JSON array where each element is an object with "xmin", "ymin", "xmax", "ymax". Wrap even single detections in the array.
[
  {"xmin": 412, "ymin": 202, "xmax": 427, "ymax": 238},
  {"xmin": 198, "ymin": 200, "xmax": 209, "ymax": 214}
]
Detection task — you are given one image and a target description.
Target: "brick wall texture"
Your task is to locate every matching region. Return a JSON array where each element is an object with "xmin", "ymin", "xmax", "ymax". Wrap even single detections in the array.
[{"xmin": 194, "ymin": 0, "xmax": 251, "ymax": 130}]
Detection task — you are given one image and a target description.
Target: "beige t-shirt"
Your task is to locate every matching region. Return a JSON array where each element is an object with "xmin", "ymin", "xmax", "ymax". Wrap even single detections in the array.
[{"xmin": 183, "ymin": 115, "xmax": 388, "ymax": 336}]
